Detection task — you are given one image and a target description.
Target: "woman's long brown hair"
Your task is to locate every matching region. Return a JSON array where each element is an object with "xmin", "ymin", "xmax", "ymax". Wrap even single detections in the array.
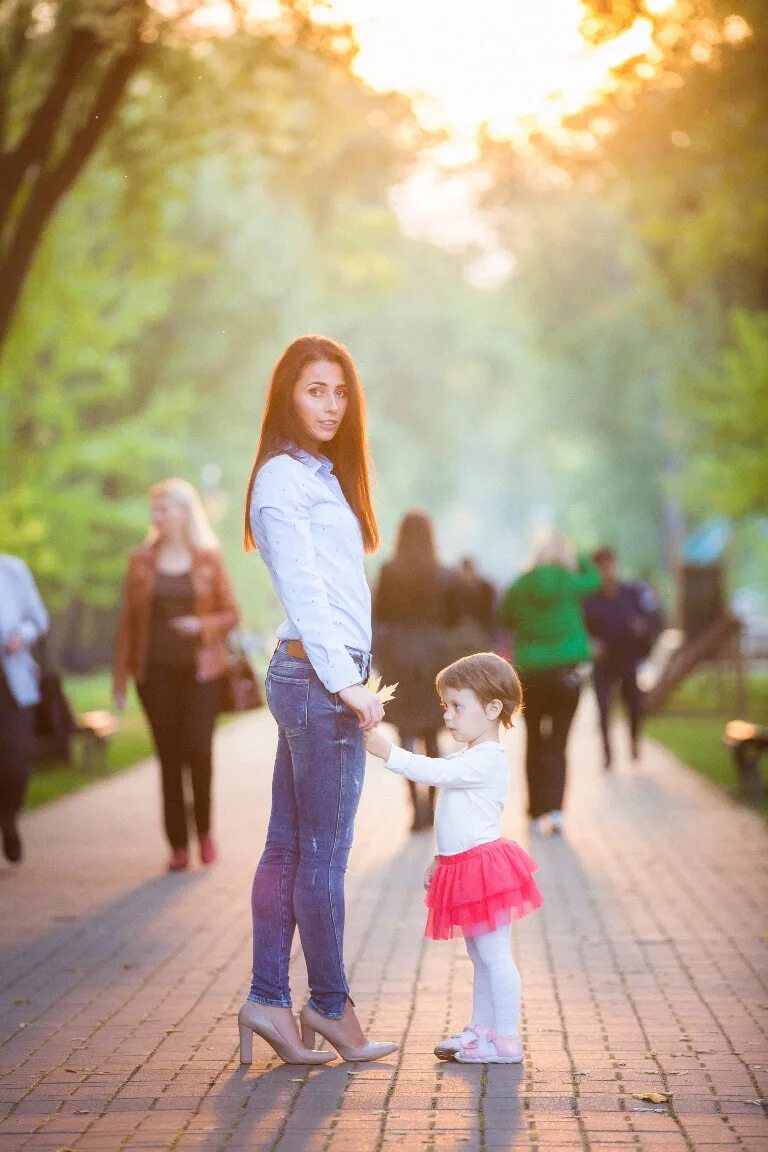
[
  {"xmin": 388, "ymin": 510, "xmax": 439, "ymax": 591},
  {"xmin": 243, "ymin": 335, "xmax": 379, "ymax": 554}
]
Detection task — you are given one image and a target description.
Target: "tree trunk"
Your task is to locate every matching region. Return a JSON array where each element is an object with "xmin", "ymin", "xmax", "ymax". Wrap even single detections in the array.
[{"xmin": 0, "ymin": 38, "xmax": 144, "ymax": 352}]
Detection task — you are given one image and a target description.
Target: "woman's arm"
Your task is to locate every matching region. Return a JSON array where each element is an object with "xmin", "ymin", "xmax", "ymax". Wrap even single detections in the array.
[
  {"xmin": 16, "ymin": 561, "xmax": 49, "ymax": 646},
  {"xmin": 197, "ymin": 555, "xmax": 240, "ymax": 643},
  {"xmin": 112, "ymin": 558, "xmax": 136, "ymax": 707},
  {"xmin": 496, "ymin": 583, "xmax": 518, "ymax": 629},
  {"xmin": 254, "ymin": 465, "xmax": 363, "ymax": 694},
  {"xmin": 481, "ymin": 581, "xmax": 496, "ymax": 633},
  {"xmin": 372, "ymin": 564, "xmax": 394, "ymax": 623},
  {"xmin": 567, "ymin": 554, "xmax": 602, "ymax": 597}
]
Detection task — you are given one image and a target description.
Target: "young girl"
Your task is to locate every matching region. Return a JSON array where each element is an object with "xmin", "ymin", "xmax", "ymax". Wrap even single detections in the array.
[{"xmin": 365, "ymin": 652, "xmax": 542, "ymax": 1064}]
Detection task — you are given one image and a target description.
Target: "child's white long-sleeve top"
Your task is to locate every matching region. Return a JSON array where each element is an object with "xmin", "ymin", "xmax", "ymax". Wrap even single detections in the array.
[{"xmin": 384, "ymin": 741, "xmax": 508, "ymax": 856}]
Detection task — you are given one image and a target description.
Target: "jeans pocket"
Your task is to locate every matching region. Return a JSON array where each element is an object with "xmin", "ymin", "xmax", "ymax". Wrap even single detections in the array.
[{"xmin": 266, "ymin": 673, "xmax": 310, "ymax": 736}]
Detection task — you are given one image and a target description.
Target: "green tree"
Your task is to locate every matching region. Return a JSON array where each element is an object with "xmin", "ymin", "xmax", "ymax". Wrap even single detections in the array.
[
  {"xmin": 569, "ymin": 1, "xmax": 768, "ymax": 316},
  {"xmin": 0, "ymin": 0, "xmax": 359, "ymax": 348},
  {"xmin": 678, "ymin": 309, "xmax": 768, "ymax": 516},
  {"xmin": 0, "ymin": 22, "xmax": 421, "ymax": 636},
  {"xmin": 556, "ymin": 1, "xmax": 768, "ymax": 514},
  {"xmin": 0, "ymin": 162, "xmax": 190, "ymax": 609}
]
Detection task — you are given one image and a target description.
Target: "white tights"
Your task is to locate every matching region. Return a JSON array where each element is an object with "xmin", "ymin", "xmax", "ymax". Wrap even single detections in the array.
[{"xmin": 465, "ymin": 923, "xmax": 522, "ymax": 1038}]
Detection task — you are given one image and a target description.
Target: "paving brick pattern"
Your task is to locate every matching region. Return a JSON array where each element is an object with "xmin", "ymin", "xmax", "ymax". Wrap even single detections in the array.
[{"xmin": 1, "ymin": 700, "xmax": 766, "ymax": 1151}]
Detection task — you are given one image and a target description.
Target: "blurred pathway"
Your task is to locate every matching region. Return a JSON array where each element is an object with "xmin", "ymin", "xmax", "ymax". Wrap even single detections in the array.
[{"xmin": 0, "ymin": 699, "xmax": 766, "ymax": 1152}]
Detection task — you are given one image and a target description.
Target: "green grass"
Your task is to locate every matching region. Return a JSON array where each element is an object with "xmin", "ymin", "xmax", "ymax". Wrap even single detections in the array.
[
  {"xmin": 646, "ymin": 670, "xmax": 768, "ymax": 814},
  {"xmin": 27, "ymin": 672, "xmax": 154, "ymax": 809}
]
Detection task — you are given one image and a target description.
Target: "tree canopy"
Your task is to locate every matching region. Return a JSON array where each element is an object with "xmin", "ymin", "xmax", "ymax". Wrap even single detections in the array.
[
  {"xmin": 546, "ymin": 0, "xmax": 768, "ymax": 514},
  {"xmin": 1, "ymin": 0, "xmax": 765, "ymax": 659}
]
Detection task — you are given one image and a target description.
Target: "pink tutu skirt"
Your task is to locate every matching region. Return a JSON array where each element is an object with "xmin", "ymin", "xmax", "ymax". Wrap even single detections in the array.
[{"xmin": 425, "ymin": 838, "xmax": 543, "ymax": 940}]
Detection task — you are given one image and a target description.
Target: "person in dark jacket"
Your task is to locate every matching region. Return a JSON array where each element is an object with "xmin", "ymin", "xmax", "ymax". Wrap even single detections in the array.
[
  {"xmin": 373, "ymin": 511, "xmax": 455, "ymax": 831},
  {"xmin": 498, "ymin": 532, "xmax": 601, "ymax": 835},
  {"xmin": 583, "ymin": 546, "xmax": 662, "ymax": 769},
  {"xmin": 448, "ymin": 556, "xmax": 496, "ymax": 652}
]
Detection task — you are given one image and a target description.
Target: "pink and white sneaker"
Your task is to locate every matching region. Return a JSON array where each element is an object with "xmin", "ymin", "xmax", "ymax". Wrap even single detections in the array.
[
  {"xmin": 454, "ymin": 1027, "xmax": 524, "ymax": 1064},
  {"xmin": 434, "ymin": 1025, "xmax": 481, "ymax": 1061}
]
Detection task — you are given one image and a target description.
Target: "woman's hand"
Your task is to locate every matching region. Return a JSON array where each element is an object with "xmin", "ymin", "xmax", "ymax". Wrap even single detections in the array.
[
  {"xmin": 338, "ymin": 684, "xmax": 384, "ymax": 731},
  {"xmin": 169, "ymin": 615, "xmax": 202, "ymax": 636},
  {"xmin": 423, "ymin": 857, "xmax": 438, "ymax": 890},
  {"xmin": 2, "ymin": 633, "xmax": 25, "ymax": 655},
  {"xmin": 364, "ymin": 727, "xmax": 392, "ymax": 760}
]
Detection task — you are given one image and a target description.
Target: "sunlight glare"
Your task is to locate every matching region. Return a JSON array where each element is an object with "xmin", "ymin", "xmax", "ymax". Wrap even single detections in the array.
[
  {"xmin": 326, "ymin": 0, "xmax": 657, "ymax": 141},
  {"xmin": 644, "ymin": 0, "xmax": 676, "ymax": 14}
]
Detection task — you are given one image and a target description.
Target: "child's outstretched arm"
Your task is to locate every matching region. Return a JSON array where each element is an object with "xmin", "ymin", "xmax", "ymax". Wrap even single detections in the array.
[
  {"xmin": 364, "ymin": 729, "xmax": 494, "ymax": 788},
  {"xmin": 364, "ymin": 727, "xmax": 394, "ymax": 762}
]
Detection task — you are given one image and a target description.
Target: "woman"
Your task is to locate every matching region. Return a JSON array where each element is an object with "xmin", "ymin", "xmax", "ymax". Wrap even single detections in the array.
[
  {"xmin": 240, "ymin": 334, "xmax": 397, "ymax": 1066},
  {"xmin": 498, "ymin": 532, "xmax": 600, "ymax": 836},
  {"xmin": 0, "ymin": 554, "xmax": 49, "ymax": 863},
  {"xmin": 113, "ymin": 478, "xmax": 238, "ymax": 871},
  {"xmin": 373, "ymin": 511, "xmax": 454, "ymax": 831}
]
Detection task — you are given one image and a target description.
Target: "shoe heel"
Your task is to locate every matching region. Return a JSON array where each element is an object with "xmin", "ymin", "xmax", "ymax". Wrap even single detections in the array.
[
  {"xmin": 300, "ymin": 1020, "xmax": 316, "ymax": 1050},
  {"xmin": 239, "ymin": 1022, "xmax": 253, "ymax": 1064}
]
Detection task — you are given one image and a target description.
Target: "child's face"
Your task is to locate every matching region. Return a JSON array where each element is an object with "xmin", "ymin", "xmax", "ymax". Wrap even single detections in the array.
[{"xmin": 441, "ymin": 687, "xmax": 498, "ymax": 745}]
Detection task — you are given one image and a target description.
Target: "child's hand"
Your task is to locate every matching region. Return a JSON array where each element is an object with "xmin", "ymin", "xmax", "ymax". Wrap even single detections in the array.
[
  {"xmin": 364, "ymin": 727, "xmax": 392, "ymax": 760},
  {"xmin": 423, "ymin": 857, "xmax": 438, "ymax": 890}
]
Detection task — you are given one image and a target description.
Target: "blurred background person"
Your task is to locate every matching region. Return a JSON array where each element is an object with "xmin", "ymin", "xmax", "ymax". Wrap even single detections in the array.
[
  {"xmin": 583, "ymin": 545, "xmax": 663, "ymax": 770},
  {"xmin": 498, "ymin": 532, "xmax": 600, "ymax": 836},
  {"xmin": 113, "ymin": 478, "xmax": 239, "ymax": 872},
  {"xmin": 0, "ymin": 554, "xmax": 49, "ymax": 864},
  {"xmin": 373, "ymin": 510, "xmax": 455, "ymax": 831},
  {"xmin": 448, "ymin": 555, "xmax": 497, "ymax": 653}
]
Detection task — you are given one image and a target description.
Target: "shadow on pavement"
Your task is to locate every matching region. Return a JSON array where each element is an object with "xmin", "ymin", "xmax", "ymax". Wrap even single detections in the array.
[{"xmin": 0, "ymin": 868, "xmax": 206, "ymax": 998}]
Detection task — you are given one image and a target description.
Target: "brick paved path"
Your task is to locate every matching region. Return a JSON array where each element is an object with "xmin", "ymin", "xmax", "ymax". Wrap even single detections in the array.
[{"xmin": 1, "ymin": 701, "xmax": 766, "ymax": 1152}]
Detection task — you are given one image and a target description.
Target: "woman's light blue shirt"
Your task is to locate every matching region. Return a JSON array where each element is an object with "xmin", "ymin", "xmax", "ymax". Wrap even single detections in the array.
[{"xmin": 249, "ymin": 449, "xmax": 371, "ymax": 693}]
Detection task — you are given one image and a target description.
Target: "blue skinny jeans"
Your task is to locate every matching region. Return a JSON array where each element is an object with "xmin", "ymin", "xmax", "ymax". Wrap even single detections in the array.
[{"xmin": 248, "ymin": 642, "xmax": 369, "ymax": 1020}]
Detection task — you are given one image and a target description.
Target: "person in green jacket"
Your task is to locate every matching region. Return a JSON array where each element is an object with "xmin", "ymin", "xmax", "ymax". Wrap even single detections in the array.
[{"xmin": 498, "ymin": 532, "xmax": 601, "ymax": 835}]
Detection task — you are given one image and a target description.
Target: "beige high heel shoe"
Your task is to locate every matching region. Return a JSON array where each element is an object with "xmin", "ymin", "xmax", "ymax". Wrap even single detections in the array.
[
  {"xmin": 238, "ymin": 1001, "xmax": 335, "ymax": 1065},
  {"xmin": 299, "ymin": 1000, "xmax": 398, "ymax": 1062}
]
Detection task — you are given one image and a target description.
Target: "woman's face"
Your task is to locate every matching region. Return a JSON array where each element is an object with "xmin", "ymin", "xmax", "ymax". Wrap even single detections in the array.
[
  {"xmin": 292, "ymin": 359, "xmax": 349, "ymax": 450},
  {"xmin": 151, "ymin": 494, "xmax": 188, "ymax": 541}
]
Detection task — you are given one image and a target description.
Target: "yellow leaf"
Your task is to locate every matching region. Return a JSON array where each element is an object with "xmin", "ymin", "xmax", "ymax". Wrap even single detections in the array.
[
  {"xmin": 630, "ymin": 1091, "xmax": 671, "ymax": 1104},
  {"xmin": 365, "ymin": 674, "xmax": 398, "ymax": 709},
  {"xmin": 376, "ymin": 681, "xmax": 398, "ymax": 705}
]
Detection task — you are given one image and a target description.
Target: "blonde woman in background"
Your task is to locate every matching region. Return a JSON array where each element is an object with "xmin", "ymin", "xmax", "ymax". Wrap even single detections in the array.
[
  {"xmin": 498, "ymin": 531, "xmax": 600, "ymax": 836},
  {"xmin": 113, "ymin": 479, "xmax": 239, "ymax": 871}
]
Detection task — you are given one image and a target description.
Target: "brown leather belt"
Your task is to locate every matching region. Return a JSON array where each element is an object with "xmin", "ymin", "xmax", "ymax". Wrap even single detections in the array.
[{"xmin": 285, "ymin": 639, "xmax": 308, "ymax": 661}]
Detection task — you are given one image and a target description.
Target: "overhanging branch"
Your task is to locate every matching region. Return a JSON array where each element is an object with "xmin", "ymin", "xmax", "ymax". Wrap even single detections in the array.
[
  {"xmin": 0, "ymin": 28, "xmax": 100, "ymax": 232},
  {"xmin": 0, "ymin": 38, "xmax": 144, "ymax": 344}
]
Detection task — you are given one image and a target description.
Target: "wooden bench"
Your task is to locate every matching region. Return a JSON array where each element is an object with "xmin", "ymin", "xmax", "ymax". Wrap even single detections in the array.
[
  {"xmin": 75, "ymin": 710, "xmax": 119, "ymax": 775},
  {"xmin": 723, "ymin": 720, "xmax": 768, "ymax": 803}
]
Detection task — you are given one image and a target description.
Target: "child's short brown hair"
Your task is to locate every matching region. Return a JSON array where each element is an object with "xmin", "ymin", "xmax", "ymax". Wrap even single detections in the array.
[{"xmin": 435, "ymin": 652, "xmax": 523, "ymax": 729}]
